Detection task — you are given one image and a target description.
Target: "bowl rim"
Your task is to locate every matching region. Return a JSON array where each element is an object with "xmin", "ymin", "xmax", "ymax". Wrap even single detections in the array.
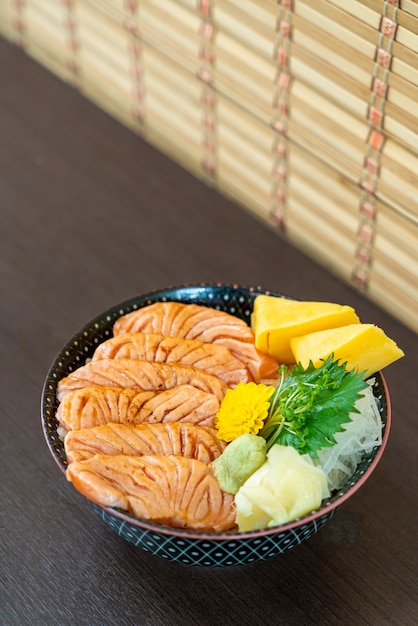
[{"xmin": 41, "ymin": 282, "xmax": 391, "ymax": 541}]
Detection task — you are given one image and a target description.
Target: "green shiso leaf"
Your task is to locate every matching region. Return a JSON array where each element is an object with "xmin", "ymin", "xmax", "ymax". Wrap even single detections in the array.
[{"xmin": 260, "ymin": 354, "xmax": 368, "ymax": 458}]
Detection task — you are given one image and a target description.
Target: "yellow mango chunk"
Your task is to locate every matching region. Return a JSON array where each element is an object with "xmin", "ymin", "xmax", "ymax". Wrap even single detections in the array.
[
  {"xmin": 251, "ymin": 295, "xmax": 360, "ymax": 363},
  {"xmin": 290, "ymin": 323, "xmax": 404, "ymax": 378}
]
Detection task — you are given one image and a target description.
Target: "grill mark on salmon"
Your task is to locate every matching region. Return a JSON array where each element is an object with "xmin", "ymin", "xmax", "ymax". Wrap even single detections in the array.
[
  {"xmin": 113, "ymin": 302, "xmax": 253, "ymax": 342},
  {"xmin": 57, "ymin": 359, "xmax": 227, "ymax": 402},
  {"xmin": 66, "ymin": 454, "xmax": 236, "ymax": 532},
  {"xmin": 56, "ymin": 385, "xmax": 220, "ymax": 431},
  {"xmin": 91, "ymin": 332, "xmax": 252, "ymax": 387},
  {"xmin": 113, "ymin": 302, "xmax": 279, "ymax": 382},
  {"xmin": 64, "ymin": 422, "xmax": 227, "ymax": 464}
]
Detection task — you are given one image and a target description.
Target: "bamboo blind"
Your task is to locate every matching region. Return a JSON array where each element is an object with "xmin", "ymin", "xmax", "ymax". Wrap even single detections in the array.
[{"xmin": 1, "ymin": 0, "xmax": 417, "ymax": 331}]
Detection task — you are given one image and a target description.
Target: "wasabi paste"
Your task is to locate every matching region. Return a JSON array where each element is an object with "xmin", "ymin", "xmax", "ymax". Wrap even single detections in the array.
[{"xmin": 212, "ymin": 434, "xmax": 267, "ymax": 494}]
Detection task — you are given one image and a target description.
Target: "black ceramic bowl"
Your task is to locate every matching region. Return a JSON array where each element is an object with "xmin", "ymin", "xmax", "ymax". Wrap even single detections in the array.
[{"xmin": 42, "ymin": 284, "xmax": 391, "ymax": 567}]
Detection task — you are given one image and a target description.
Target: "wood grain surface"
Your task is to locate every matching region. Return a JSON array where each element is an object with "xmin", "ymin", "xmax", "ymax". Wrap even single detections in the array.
[{"xmin": 1, "ymin": 37, "xmax": 417, "ymax": 626}]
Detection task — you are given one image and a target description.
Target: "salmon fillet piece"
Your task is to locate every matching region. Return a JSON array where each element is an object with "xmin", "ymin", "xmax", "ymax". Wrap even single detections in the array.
[
  {"xmin": 113, "ymin": 302, "xmax": 253, "ymax": 340},
  {"xmin": 57, "ymin": 359, "xmax": 227, "ymax": 402},
  {"xmin": 92, "ymin": 332, "xmax": 252, "ymax": 387},
  {"xmin": 66, "ymin": 454, "xmax": 236, "ymax": 532},
  {"xmin": 113, "ymin": 302, "xmax": 279, "ymax": 382},
  {"xmin": 56, "ymin": 385, "xmax": 220, "ymax": 431},
  {"xmin": 64, "ymin": 422, "xmax": 227, "ymax": 464}
]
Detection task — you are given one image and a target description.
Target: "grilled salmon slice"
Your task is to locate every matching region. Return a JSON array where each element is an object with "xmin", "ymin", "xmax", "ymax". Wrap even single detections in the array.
[
  {"xmin": 113, "ymin": 302, "xmax": 253, "ymax": 342},
  {"xmin": 64, "ymin": 422, "xmax": 227, "ymax": 464},
  {"xmin": 113, "ymin": 302, "xmax": 279, "ymax": 382},
  {"xmin": 56, "ymin": 385, "xmax": 220, "ymax": 431},
  {"xmin": 92, "ymin": 332, "xmax": 252, "ymax": 387},
  {"xmin": 57, "ymin": 359, "xmax": 227, "ymax": 402},
  {"xmin": 66, "ymin": 454, "xmax": 236, "ymax": 532}
]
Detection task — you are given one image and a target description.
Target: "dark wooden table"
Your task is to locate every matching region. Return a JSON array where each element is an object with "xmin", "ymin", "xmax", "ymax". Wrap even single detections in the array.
[{"xmin": 1, "ymin": 37, "xmax": 417, "ymax": 626}]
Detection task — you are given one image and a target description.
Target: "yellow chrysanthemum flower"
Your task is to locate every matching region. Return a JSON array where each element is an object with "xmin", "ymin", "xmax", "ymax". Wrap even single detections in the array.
[{"xmin": 215, "ymin": 382, "xmax": 275, "ymax": 442}]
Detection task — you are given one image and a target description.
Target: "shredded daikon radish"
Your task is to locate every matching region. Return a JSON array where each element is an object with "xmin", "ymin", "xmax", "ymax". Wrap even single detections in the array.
[{"xmin": 314, "ymin": 380, "xmax": 383, "ymax": 491}]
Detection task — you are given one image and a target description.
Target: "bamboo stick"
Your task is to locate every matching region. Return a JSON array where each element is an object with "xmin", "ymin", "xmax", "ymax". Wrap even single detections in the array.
[
  {"xmin": 369, "ymin": 258, "xmax": 418, "ymax": 332},
  {"xmin": 0, "ymin": 3, "xmax": 21, "ymax": 43},
  {"xmin": 285, "ymin": 199, "xmax": 356, "ymax": 281},
  {"xmin": 215, "ymin": 164, "xmax": 273, "ymax": 222}
]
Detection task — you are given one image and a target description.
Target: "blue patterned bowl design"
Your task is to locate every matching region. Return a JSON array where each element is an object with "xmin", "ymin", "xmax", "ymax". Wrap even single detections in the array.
[{"xmin": 41, "ymin": 284, "xmax": 390, "ymax": 567}]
